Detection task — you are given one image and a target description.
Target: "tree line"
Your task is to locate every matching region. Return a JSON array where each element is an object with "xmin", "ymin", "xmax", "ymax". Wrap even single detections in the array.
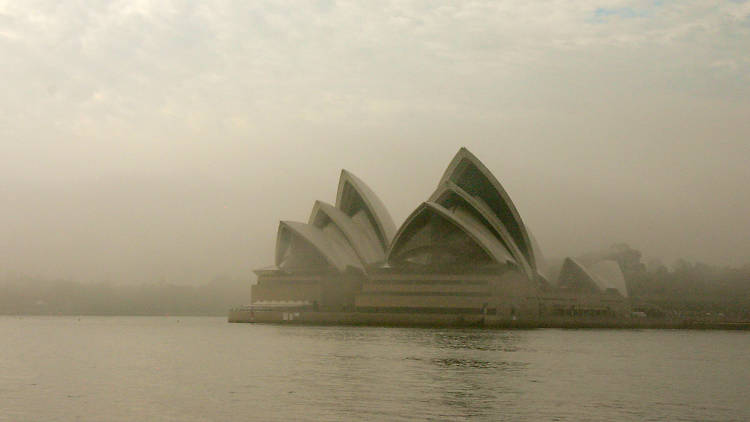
[
  {"xmin": 587, "ymin": 244, "xmax": 750, "ymax": 319},
  {"xmin": 0, "ymin": 275, "xmax": 252, "ymax": 316}
]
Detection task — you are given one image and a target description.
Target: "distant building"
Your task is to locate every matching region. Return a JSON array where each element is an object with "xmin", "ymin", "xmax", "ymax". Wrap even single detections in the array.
[{"xmin": 248, "ymin": 147, "xmax": 628, "ymax": 324}]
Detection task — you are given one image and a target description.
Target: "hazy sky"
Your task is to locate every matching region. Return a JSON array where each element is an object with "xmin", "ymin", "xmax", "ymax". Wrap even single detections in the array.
[{"xmin": 2, "ymin": 0, "xmax": 749, "ymax": 283}]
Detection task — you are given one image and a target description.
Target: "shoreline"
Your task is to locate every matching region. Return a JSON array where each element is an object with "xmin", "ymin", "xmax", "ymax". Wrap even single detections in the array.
[{"xmin": 227, "ymin": 309, "xmax": 750, "ymax": 330}]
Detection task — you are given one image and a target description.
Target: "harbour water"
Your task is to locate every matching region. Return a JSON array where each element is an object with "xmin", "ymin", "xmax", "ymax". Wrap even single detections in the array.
[{"xmin": 2, "ymin": 316, "xmax": 749, "ymax": 421}]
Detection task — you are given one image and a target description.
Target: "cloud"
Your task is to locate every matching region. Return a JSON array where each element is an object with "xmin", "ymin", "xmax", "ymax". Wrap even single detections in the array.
[{"xmin": 593, "ymin": 6, "xmax": 647, "ymax": 20}]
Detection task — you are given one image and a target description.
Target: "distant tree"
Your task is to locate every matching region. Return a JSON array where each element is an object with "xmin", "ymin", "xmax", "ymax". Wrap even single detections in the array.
[
  {"xmin": 0, "ymin": 275, "xmax": 253, "ymax": 316},
  {"xmin": 606, "ymin": 243, "xmax": 646, "ymax": 276},
  {"xmin": 646, "ymin": 258, "xmax": 667, "ymax": 275},
  {"xmin": 600, "ymin": 243, "xmax": 649, "ymax": 295}
]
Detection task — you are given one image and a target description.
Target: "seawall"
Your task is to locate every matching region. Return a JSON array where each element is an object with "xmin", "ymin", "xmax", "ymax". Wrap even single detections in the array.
[{"xmin": 227, "ymin": 309, "xmax": 750, "ymax": 330}]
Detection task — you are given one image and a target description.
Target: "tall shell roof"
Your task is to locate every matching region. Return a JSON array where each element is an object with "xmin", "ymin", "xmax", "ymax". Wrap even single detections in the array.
[
  {"xmin": 587, "ymin": 260, "xmax": 628, "ymax": 297},
  {"xmin": 308, "ymin": 200, "xmax": 385, "ymax": 266},
  {"xmin": 429, "ymin": 181, "xmax": 534, "ymax": 280},
  {"xmin": 335, "ymin": 170, "xmax": 396, "ymax": 251},
  {"xmin": 439, "ymin": 147, "xmax": 538, "ymax": 270},
  {"xmin": 275, "ymin": 221, "xmax": 363, "ymax": 273},
  {"xmin": 387, "ymin": 201, "xmax": 515, "ymax": 268}
]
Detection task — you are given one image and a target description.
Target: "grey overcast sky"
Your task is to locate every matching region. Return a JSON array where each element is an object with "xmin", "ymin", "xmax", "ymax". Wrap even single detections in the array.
[{"xmin": 1, "ymin": 0, "xmax": 749, "ymax": 283}]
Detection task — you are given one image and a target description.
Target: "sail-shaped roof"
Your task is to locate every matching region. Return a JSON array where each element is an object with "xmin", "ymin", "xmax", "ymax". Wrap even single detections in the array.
[
  {"xmin": 430, "ymin": 181, "xmax": 534, "ymax": 280},
  {"xmin": 308, "ymin": 200, "xmax": 385, "ymax": 266},
  {"xmin": 275, "ymin": 221, "xmax": 363, "ymax": 273},
  {"xmin": 528, "ymin": 229, "xmax": 550, "ymax": 281},
  {"xmin": 335, "ymin": 170, "xmax": 396, "ymax": 251},
  {"xmin": 439, "ymin": 148, "xmax": 537, "ymax": 269},
  {"xmin": 387, "ymin": 202, "xmax": 515, "ymax": 270},
  {"xmin": 587, "ymin": 260, "xmax": 628, "ymax": 297},
  {"xmin": 557, "ymin": 257, "xmax": 627, "ymax": 297},
  {"xmin": 557, "ymin": 257, "xmax": 602, "ymax": 294}
]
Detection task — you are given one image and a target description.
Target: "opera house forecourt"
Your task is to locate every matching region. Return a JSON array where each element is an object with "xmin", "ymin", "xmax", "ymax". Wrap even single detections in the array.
[{"xmin": 229, "ymin": 148, "xmax": 632, "ymax": 327}]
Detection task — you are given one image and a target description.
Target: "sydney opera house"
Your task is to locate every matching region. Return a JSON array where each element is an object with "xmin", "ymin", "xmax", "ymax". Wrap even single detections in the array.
[{"xmin": 231, "ymin": 148, "xmax": 629, "ymax": 326}]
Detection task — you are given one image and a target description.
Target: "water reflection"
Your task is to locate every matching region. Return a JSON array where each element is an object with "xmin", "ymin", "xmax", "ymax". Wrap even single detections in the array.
[
  {"xmin": 430, "ymin": 330, "xmax": 526, "ymax": 352},
  {"xmin": 274, "ymin": 326, "xmax": 532, "ymax": 420},
  {"xmin": 431, "ymin": 358, "xmax": 527, "ymax": 370},
  {"xmin": 415, "ymin": 330, "xmax": 529, "ymax": 419}
]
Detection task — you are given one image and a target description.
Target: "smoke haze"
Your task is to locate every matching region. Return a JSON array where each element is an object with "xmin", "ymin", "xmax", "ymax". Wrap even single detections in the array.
[{"xmin": 2, "ymin": 1, "xmax": 749, "ymax": 283}]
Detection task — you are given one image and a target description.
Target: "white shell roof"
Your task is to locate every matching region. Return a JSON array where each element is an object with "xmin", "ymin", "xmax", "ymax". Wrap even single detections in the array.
[
  {"xmin": 308, "ymin": 200, "xmax": 385, "ymax": 265},
  {"xmin": 275, "ymin": 221, "xmax": 363, "ymax": 273},
  {"xmin": 261, "ymin": 147, "xmax": 549, "ymax": 281},
  {"xmin": 336, "ymin": 170, "xmax": 397, "ymax": 250},
  {"xmin": 528, "ymin": 229, "xmax": 550, "ymax": 281},
  {"xmin": 558, "ymin": 257, "xmax": 627, "ymax": 297},
  {"xmin": 587, "ymin": 260, "xmax": 628, "ymax": 297},
  {"xmin": 387, "ymin": 201, "xmax": 515, "ymax": 266},
  {"xmin": 439, "ymin": 147, "xmax": 538, "ymax": 270},
  {"xmin": 430, "ymin": 180, "xmax": 534, "ymax": 280},
  {"xmin": 558, "ymin": 257, "xmax": 603, "ymax": 294}
]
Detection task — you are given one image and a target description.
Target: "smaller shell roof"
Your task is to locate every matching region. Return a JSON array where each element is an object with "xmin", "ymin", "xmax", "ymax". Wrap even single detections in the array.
[
  {"xmin": 275, "ymin": 221, "xmax": 363, "ymax": 273},
  {"xmin": 308, "ymin": 200, "xmax": 385, "ymax": 265},
  {"xmin": 587, "ymin": 260, "xmax": 628, "ymax": 297},
  {"xmin": 558, "ymin": 257, "xmax": 603, "ymax": 294},
  {"xmin": 387, "ymin": 201, "xmax": 516, "ymax": 267},
  {"xmin": 335, "ymin": 170, "xmax": 397, "ymax": 250},
  {"xmin": 558, "ymin": 257, "xmax": 627, "ymax": 297}
]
